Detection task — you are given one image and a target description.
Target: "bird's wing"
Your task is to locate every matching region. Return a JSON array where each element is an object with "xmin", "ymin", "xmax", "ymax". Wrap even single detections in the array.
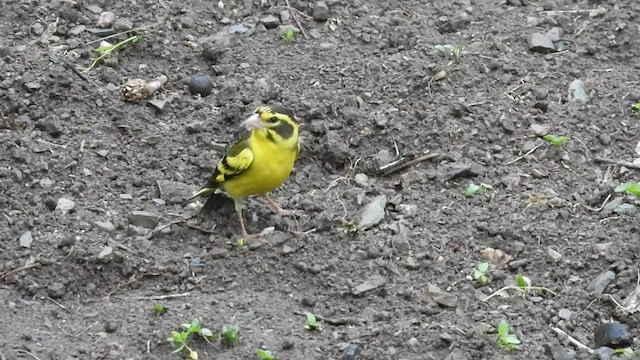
[{"xmin": 189, "ymin": 132, "xmax": 254, "ymax": 200}]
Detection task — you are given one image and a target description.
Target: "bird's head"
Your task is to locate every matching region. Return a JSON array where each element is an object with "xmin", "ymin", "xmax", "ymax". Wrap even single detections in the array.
[{"xmin": 240, "ymin": 105, "xmax": 299, "ymax": 144}]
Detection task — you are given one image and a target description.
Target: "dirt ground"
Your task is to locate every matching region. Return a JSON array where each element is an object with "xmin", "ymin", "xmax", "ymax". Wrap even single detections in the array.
[{"xmin": 1, "ymin": 0, "xmax": 639, "ymax": 359}]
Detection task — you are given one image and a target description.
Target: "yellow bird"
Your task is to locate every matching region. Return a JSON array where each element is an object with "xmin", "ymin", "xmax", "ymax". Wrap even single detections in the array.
[{"xmin": 189, "ymin": 105, "xmax": 300, "ymax": 241}]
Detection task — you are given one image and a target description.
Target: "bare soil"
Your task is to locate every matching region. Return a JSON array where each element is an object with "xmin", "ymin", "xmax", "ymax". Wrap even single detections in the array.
[{"xmin": 1, "ymin": 0, "xmax": 639, "ymax": 359}]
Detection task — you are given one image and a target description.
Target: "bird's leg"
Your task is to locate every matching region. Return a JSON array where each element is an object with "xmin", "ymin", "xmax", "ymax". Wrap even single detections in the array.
[
  {"xmin": 263, "ymin": 194, "xmax": 297, "ymax": 217},
  {"xmin": 233, "ymin": 199, "xmax": 261, "ymax": 242}
]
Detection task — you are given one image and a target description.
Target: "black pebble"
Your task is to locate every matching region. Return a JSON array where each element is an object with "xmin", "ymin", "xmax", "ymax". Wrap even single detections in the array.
[
  {"xmin": 594, "ymin": 322, "xmax": 633, "ymax": 349},
  {"xmin": 342, "ymin": 344, "xmax": 362, "ymax": 360},
  {"xmin": 188, "ymin": 75, "xmax": 214, "ymax": 97}
]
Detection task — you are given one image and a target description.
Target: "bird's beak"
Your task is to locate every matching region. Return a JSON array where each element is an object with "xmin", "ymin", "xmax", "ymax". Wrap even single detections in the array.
[{"xmin": 240, "ymin": 113, "xmax": 264, "ymax": 130}]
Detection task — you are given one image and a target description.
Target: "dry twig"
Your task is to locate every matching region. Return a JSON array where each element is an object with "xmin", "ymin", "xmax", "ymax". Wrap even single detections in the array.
[
  {"xmin": 293, "ymin": 310, "xmax": 364, "ymax": 326},
  {"xmin": 594, "ymin": 157, "xmax": 640, "ymax": 171},
  {"xmin": 551, "ymin": 327, "xmax": 594, "ymax": 354},
  {"xmin": 285, "ymin": 0, "xmax": 309, "ymax": 39},
  {"xmin": 0, "ymin": 262, "xmax": 41, "ymax": 279},
  {"xmin": 504, "ymin": 144, "xmax": 542, "ymax": 165},
  {"xmin": 132, "ymin": 292, "xmax": 192, "ymax": 301},
  {"xmin": 379, "ymin": 152, "xmax": 440, "ymax": 175}
]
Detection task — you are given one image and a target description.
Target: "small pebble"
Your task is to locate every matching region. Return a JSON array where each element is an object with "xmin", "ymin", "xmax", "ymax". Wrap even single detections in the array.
[{"xmin": 188, "ymin": 75, "xmax": 214, "ymax": 97}]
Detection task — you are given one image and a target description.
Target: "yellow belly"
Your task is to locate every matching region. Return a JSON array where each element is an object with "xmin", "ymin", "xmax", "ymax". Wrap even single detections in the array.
[{"xmin": 222, "ymin": 137, "xmax": 297, "ymax": 199}]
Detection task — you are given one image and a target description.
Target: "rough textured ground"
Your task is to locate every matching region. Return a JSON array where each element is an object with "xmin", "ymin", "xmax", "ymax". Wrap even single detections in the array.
[{"xmin": 1, "ymin": 0, "xmax": 639, "ymax": 359}]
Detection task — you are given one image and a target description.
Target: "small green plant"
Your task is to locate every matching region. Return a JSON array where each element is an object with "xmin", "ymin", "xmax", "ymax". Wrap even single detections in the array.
[
  {"xmin": 152, "ymin": 304, "xmax": 167, "ymax": 316},
  {"xmin": 515, "ymin": 273, "xmax": 532, "ymax": 294},
  {"xmin": 497, "ymin": 320, "xmax": 521, "ymax": 351},
  {"xmin": 543, "ymin": 134, "xmax": 570, "ymax": 148},
  {"xmin": 615, "ymin": 182, "xmax": 640, "ymax": 198},
  {"xmin": 221, "ymin": 324, "xmax": 239, "ymax": 347},
  {"xmin": 281, "ymin": 26, "xmax": 296, "ymax": 42},
  {"xmin": 469, "ymin": 262, "xmax": 490, "ymax": 284},
  {"xmin": 465, "ymin": 183, "xmax": 494, "ymax": 198},
  {"xmin": 168, "ymin": 318, "xmax": 218, "ymax": 359},
  {"xmin": 255, "ymin": 349, "xmax": 277, "ymax": 360},
  {"xmin": 435, "ymin": 44, "xmax": 464, "ymax": 62},
  {"xmin": 632, "ymin": 103, "xmax": 640, "ymax": 112},
  {"xmin": 304, "ymin": 312, "xmax": 324, "ymax": 332},
  {"xmin": 613, "ymin": 348, "xmax": 635, "ymax": 357},
  {"xmin": 84, "ymin": 35, "xmax": 140, "ymax": 72}
]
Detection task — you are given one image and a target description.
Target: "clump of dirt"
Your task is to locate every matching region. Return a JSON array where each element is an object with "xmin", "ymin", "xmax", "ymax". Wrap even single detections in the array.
[{"xmin": 1, "ymin": 0, "xmax": 639, "ymax": 359}]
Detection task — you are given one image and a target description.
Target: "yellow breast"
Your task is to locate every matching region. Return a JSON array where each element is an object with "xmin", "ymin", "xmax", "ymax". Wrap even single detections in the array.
[{"xmin": 222, "ymin": 134, "xmax": 298, "ymax": 199}]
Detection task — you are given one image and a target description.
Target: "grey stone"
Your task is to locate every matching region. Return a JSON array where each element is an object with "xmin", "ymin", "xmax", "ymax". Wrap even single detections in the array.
[
  {"xmin": 156, "ymin": 180, "xmax": 195, "ymax": 203},
  {"xmin": 56, "ymin": 198, "xmax": 75, "ymax": 215},
  {"xmin": 128, "ymin": 211, "xmax": 160, "ymax": 229},
  {"xmin": 527, "ymin": 33, "xmax": 555, "ymax": 53},
  {"xmin": 352, "ymin": 275, "xmax": 386, "ymax": 296},
  {"xmin": 568, "ymin": 79, "xmax": 589, "ymax": 103},
  {"xmin": 19, "ymin": 231, "xmax": 32, "ymax": 248},
  {"xmin": 94, "ymin": 221, "xmax": 116, "ymax": 233},
  {"xmin": 546, "ymin": 247, "xmax": 563, "ymax": 263},
  {"xmin": 586, "ymin": 270, "xmax": 615, "ymax": 295},
  {"xmin": 98, "ymin": 246, "xmax": 113, "ymax": 262},
  {"xmin": 358, "ymin": 195, "xmax": 387, "ymax": 230},
  {"xmin": 97, "ymin": 12, "xmax": 116, "ymax": 28}
]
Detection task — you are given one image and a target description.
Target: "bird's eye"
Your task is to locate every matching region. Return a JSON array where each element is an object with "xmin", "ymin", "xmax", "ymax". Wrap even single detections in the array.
[{"xmin": 268, "ymin": 116, "xmax": 279, "ymax": 123}]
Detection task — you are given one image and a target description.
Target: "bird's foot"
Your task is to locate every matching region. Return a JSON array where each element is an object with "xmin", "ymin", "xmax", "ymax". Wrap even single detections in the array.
[
  {"xmin": 263, "ymin": 195, "xmax": 302, "ymax": 217},
  {"xmin": 241, "ymin": 232, "xmax": 262, "ymax": 243},
  {"xmin": 274, "ymin": 207, "xmax": 301, "ymax": 217}
]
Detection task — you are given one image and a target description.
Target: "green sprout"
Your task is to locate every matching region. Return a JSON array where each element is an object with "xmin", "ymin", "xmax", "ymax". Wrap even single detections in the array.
[
  {"xmin": 152, "ymin": 304, "xmax": 167, "ymax": 316},
  {"xmin": 84, "ymin": 35, "xmax": 140, "ymax": 73},
  {"xmin": 497, "ymin": 320, "xmax": 521, "ymax": 351},
  {"xmin": 168, "ymin": 318, "xmax": 217, "ymax": 360},
  {"xmin": 435, "ymin": 44, "xmax": 464, "ymax": 62},
  {"xmin": 469, "ymin": 262, "xmax": 490, "ymax": 284},
  {"xmin": 615, "ymin": 182, "xmax": 640, "ymax": 198},
  {"xmin": 632, "ymin": 103, "xmax": 640, "ymax": 112},
  {"xmin": 281, "ymin": 26, "xmax": 296, "ymax": 42},
  {"xmin": 465, "ymin": 183, "xmax": 494, "ymax": 198},
  {"xmin": 304, "ymin": 312, "xmax": 324, "ymax": 332},
  {"xmin": 483, "ymin": 274, "xmax": 558, "ymax": 302},
  {"xmin": 255, "ymin": 349, "xmax": 277, "ymax": 360},
  {"xmin": 515, "ymin": 273, "xmax": 532, "ymax": 295},
  {"xmin": 543, "ymin": 134, "xmax": 570, "ymax": 148},
  {"xmin": 613, "ymin": 348, "xmax": 635, "ymax": 357},
  {"xmin": 221, "ymin": 324, "xmax": 239, "ymax": 347}
]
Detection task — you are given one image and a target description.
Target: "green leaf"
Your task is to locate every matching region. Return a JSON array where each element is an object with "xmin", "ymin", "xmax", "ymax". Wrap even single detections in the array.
[
  {"xmin": 221, "ymin": 324, "xmax": 239, "ymax": 346},
  {"xmin": 255, "ymin": 349, "xmax": 277, "ymax": 360},
  {"xmin": 543, "ymin": 134, "xmax": 570, "ymax": 147},
  {"xmin": 200, "ymin": 328, "xmax": 214, "ymax": 338},
  {"xmin": 504, "ymin": 334, "xmax": 521, "ymax": 344},
  {"xmin": 465, "ymin": 183, "xmax": 481, "ymax": 197},
  {"xmin": 632, "ymin": 103, "xmax": 640, "ymax": 111},
  {"xmin": 94, "ymin": 45, "xmax": 114, "ymax": 53},
  {"xmin": 615, "ymin": 182, "xmax": 640, "ymax": 197},
  {"xmin": 152, "ymin": 304, "xmax": 167, "ymax": 315},
  {"xmin": 497, "ymin": 320, "xmax": 509, "ymax": 337},
  {"xmin": 305, "ymin": 312, "xmax": 317, "ymax": 325},
  {"xmin": 516, "ymin": 274, "xmax": 527, "ymax": 288},
  {"xmin": 479, "ymin": 183, "xmax": 494, "ymax": 190},
  {"xmin": 170, "ymin": 330, "xmax": 188, "ymax": 344},
  {"xmin": 477, "ymin": 262, "xmax": 489, "ymax": 272}
]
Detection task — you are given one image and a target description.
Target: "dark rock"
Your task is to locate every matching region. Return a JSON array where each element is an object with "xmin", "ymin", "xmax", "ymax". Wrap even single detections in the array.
[
  {"xmin": 37, "ymin": 116, "xmax": 62, "ymax": 137},
  {"xmin": 312, "ymin": 1, "xmax": 330, "ymax": 22},
  {"xmin": 202, "ymin": 46, "xmax": 222, "ymax": 63},
  {"xmin": 260, "ymin": 15, "xmax": 280, "ymax": 29},
  {"xmin": 188, "ymin": 75, "xmax": 214, "ymax": 97},
  {"xmin": 342, "ymin": 343, "xmax": 362, "ymax": 360},
  {"xmin": 594, "ymin": 322, "xmax": 633, "ymax": 348},
  {"xmin": 436, "ymin": 161, "xmax": 486, "ymax": 182}
]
